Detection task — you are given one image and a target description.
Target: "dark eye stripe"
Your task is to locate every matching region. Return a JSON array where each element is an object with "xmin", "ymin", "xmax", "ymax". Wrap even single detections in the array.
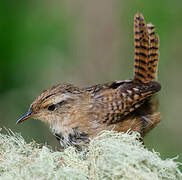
[
  {"xmin": 47, "ymin": 99, "xmax": 72, "ymax": 111},
  {"xmin": 58, "ymin": 100, "xmax": 67, "ymax": 106}
]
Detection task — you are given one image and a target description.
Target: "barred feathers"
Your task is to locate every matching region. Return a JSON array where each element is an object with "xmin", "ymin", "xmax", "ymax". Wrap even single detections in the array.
[
  {"xmin": 133, "ymin": 13, "xmax": 159, "ymax": 83},
  {"xmin": 147, "ymin": 23, "xmax": 159, "ymax": 81}
]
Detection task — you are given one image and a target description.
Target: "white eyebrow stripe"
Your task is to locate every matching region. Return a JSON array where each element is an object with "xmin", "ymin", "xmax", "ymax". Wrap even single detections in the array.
[{"xmin": 51, "ymin": 94, "xmax": 71, "ymax": 104}]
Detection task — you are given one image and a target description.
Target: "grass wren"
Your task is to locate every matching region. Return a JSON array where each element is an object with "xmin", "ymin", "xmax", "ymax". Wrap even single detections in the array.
[{"xmin": 17, "ymin": 13, "xmax": 161, "ymax": 150}]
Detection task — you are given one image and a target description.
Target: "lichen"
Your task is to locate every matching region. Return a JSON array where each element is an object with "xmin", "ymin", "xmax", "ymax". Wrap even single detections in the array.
[{"xmin": 0, "ymin": 129, "xmax": 181, "ymax": 180}]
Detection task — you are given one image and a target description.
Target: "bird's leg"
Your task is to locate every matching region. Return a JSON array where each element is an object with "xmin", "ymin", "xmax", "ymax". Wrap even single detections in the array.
[{"xmin": 54, "ymin": 133, "xmax": 68, "ymax": 149}]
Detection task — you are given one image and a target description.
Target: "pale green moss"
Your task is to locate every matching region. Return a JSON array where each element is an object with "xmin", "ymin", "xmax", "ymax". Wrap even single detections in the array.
[{"xmin": 0, "ymin": 129, "xmax": 181, "ymax": 180}]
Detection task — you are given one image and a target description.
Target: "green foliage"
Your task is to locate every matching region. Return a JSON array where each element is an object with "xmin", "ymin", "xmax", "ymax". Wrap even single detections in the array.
[{"xmin": 0, "ymin": 129, "xmax": 181, "ymax": 180}]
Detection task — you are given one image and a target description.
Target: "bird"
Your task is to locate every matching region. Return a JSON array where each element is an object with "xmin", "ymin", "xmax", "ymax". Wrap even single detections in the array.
[{"xmin": 16, "ymin": 13, "xmax": 161, "ymax": 150}]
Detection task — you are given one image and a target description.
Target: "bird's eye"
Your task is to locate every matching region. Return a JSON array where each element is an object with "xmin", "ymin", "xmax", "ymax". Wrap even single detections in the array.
[{"xmin": 48, "ymin": 104, "xmax": 56, "ymax": 111}]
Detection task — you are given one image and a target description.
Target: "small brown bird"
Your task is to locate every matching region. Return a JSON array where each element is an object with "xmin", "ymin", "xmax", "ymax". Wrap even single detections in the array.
[{"xmin": 17, "ymin": 13, "xmax": 161, "ymax": 150}]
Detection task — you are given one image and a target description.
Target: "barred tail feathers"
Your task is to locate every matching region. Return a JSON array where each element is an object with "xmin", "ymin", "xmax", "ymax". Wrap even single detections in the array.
[
  {"xmin": 133, "ymin": 13, "xmax": 150, "ymax": 83},
  {"xmin": 147, "ymin": 23, "xmax": 159, "ymax": 81},
  {"xmin": 133, "ymin": 14, "xmax": 159, "ymax": 83}
]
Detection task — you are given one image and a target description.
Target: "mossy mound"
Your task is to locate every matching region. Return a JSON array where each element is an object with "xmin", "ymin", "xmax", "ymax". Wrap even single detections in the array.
[{"xmin": 0, "ymin": 129, "xmax": 181, "ymax": 180}]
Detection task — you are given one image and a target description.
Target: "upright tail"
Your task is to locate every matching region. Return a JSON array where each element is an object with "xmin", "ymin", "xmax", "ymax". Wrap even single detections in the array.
[{"xmin": 133, "ymin": 13, "xmax": 159, "ymax": 83}]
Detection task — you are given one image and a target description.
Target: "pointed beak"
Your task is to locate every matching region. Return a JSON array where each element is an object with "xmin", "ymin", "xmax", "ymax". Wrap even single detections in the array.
[{"xmin": 16, "ymin": 109, "xmax": 33, "ymax": 125}]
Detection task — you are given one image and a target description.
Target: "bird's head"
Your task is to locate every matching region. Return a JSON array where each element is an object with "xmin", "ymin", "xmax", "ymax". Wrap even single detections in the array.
[{"xmin": 16, "ymin": 84, "xmax": 85, "ymax": 125}]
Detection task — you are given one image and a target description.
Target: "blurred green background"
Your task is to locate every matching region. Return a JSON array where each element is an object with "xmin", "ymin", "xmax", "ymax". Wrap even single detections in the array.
[{"xmin": 1, "ymin": 0, "xmax": 182, "ymax": 163}]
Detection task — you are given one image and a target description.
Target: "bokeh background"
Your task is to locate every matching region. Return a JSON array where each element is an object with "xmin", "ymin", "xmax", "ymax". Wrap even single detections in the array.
[{"xmin": 1, "ymin": 0, "xmax": 182, "ymax": 163}]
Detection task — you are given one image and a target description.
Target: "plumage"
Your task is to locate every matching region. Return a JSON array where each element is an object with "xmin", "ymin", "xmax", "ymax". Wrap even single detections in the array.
[{"xmin": 17, "ymin": 13, "xmax": 161, "ymax": 150}]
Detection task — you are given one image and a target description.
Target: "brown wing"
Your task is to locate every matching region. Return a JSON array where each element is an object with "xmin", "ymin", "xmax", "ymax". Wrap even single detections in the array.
[{"xmin": 91, "ymin": 80, "xmax": 161, "ymax": 124}]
